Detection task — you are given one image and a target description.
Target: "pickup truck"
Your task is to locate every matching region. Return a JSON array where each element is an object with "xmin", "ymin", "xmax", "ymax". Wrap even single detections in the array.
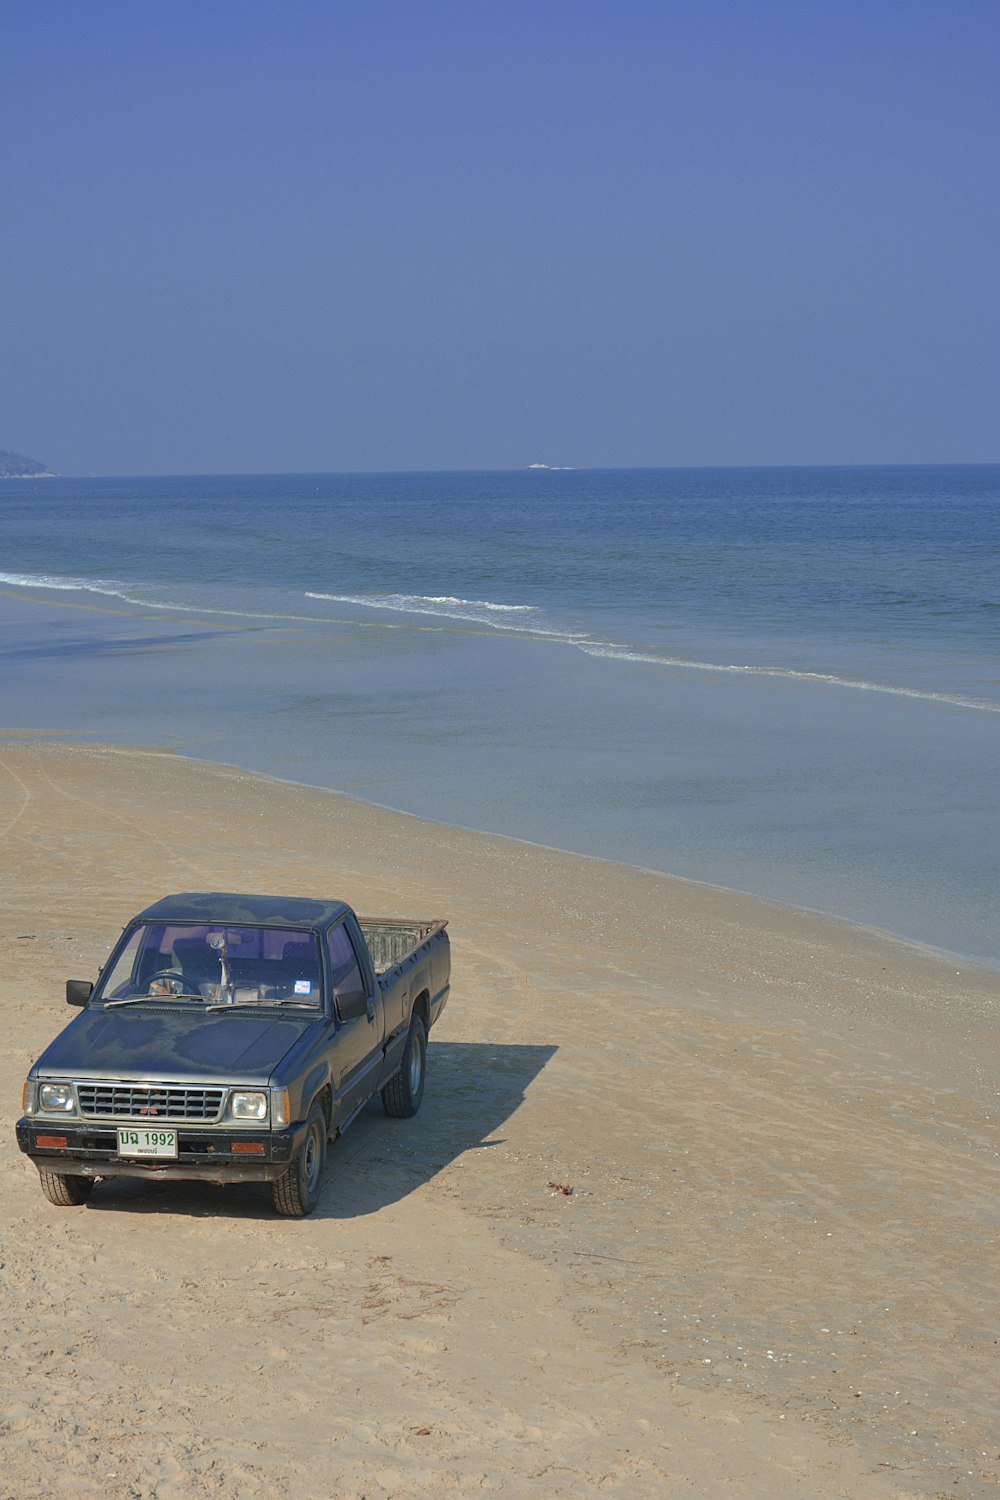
[{"xmin": 16, "ymin": 892, "xmax": 450, "ymax": 1217}]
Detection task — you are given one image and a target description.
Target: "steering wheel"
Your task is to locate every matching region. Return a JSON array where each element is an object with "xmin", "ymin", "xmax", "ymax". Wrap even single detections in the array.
[{"xmin": 147, "ymin": 968, "xmax": 198, "ymax": 996}]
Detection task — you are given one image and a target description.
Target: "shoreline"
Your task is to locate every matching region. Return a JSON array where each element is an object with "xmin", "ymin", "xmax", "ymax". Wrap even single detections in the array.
[
  {"xmin": 142, "ymin": 745, "xmax": 1000, "ymax": 977},
  {"xmin": 3, "ymin": 726, "xmax": 997, "ymax": 976},
  {"xmin": 2, "ymin": 738, "xmax": 999, "ymax": 1496}
]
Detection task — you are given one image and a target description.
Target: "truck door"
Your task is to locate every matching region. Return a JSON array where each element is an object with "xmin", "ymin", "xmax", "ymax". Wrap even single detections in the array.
[{"xmin": 326, "ymin": 921, "xmax": 382, "ymax": 1123}]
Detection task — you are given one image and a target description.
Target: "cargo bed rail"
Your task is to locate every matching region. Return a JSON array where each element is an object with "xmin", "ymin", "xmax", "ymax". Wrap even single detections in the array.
[{"xmin": 356, "ymin": 917, "xmax": 448, "ymax": 975}]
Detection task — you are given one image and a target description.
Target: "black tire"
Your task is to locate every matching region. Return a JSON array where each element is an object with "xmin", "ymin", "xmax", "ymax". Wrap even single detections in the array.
[
  {"xmin": 38, "ymin": 1170, "xmax": 94, "ymax": 1207},
  {"xmin": 381, "ymin": 1014, "xmax": 427, "ymax": 1118},
  {"xmin": 272, "ymin": 1100, "xmax": 326, "ymax": 1217}
]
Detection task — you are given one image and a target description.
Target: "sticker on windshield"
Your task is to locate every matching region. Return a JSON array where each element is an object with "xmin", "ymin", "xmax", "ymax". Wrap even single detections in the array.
[{"xmin": 294, "ymin": 980, "xmax": 312, "ymax": 994}]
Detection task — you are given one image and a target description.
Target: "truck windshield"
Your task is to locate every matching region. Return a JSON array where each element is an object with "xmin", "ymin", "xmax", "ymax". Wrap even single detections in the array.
[{"xmin": 93, "ymin": 922, "xmax": 323, "ymax": 1009}]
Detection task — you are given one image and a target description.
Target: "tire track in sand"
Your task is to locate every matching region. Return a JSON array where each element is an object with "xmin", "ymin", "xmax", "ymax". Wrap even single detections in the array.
[
  {"xmin": 31, "ymin": 761, "xmax": 205, "ymax": 880},
  {"xmin": 0, "ymin": 753, "xmax": 33, "ymax": 841}
]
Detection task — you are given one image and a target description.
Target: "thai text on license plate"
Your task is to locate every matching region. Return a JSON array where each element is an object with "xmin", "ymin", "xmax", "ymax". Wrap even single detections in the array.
[{"xmin": 117, "ymin": 1127, "xmax": 177, "ymax": 1158}]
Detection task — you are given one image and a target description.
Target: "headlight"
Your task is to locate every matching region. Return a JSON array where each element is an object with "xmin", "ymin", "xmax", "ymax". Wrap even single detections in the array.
[
  {"xmin": 38, "ymin": 1082, "xmax": 75, "ymax": 1113},
  {"xmin": 230, "ymin": 1090, "xmax": 268, "ymax": 1121}
]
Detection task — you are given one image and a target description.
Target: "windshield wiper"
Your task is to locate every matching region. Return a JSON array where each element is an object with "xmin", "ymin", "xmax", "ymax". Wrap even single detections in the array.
[
  {"xmin": 104, "ymin": 993, "xmax": 204, "ymax": 1007},
  {"xmin": 202, "ymin": 998, "xmax": 320, "ymax": 1012}
]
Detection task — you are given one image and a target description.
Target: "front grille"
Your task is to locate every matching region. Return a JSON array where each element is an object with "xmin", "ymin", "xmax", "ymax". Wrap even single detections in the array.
[{"xmin": 76, "ymin": 1083, "xmax": 226, "ymax": 1122}]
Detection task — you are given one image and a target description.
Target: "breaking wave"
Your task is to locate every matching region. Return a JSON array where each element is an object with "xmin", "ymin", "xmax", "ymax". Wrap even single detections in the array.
[
  {"xmin": 3, "ymin": 571, "xmax": 995, "ymax": 713},
  {"xmin": 0, "ymin": 570, "xmax": 137, "ymax": 599},
  {"xmin": 0, "ymin": 570, "xmax": 333, "ymax": 626},
  {"xmin": 578, "ymin": 644, "xmax": 1000, "ymax": 713},
  {"xmin": 304, "ymin": 591, "xmax": 590, "ymax": 639}
]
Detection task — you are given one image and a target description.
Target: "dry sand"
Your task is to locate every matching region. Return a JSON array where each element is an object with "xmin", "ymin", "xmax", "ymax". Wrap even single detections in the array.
[{"xmin": 1, "ymin": 741, "xmax": 997, "ymax": 1500}]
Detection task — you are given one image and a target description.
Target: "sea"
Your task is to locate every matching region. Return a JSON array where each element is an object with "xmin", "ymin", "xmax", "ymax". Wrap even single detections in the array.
[{"xmin": 1, "ymin": 465, "xmax": 997, "ymax": 966}]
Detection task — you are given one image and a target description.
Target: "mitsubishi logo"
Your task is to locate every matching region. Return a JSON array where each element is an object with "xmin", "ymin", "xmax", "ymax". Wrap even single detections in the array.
[{"xmin": 138, "ymin": 1105, "xmax": 158, "ymax": 1115}]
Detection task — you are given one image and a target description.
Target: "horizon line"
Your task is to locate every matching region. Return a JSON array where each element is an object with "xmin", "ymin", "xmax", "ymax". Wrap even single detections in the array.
[{"xmin": 9, "ymin": 458, "xmax": 1000, "ymax": 482}]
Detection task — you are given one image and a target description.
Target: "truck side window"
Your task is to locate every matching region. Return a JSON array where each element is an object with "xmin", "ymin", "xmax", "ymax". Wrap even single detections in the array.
[{"xmin": 327, "ymin": 923, "xmax": 365, "ymax": 1017}]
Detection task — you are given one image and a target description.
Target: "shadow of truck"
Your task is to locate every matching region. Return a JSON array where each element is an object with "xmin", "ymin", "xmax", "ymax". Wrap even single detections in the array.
[{"xmin": 321, "ymin": 1039, "xmax": 558, "ymax": 1219}]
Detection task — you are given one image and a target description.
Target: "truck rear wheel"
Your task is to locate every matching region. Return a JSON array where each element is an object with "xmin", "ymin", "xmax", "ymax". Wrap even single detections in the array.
[
  {"xmin": 272, "ymin": 1100, "xmax": 326, "ymax": 1217},
  {"xmin": 381, "ymin": 1014, "xmax": 426, "ymax": 1118},
  {"xmin": 38, "ymin": 1170, "xmax": 94, "ymax": 1206}
]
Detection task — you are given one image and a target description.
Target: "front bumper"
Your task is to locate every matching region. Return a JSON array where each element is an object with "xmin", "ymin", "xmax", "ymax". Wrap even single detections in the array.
[{"xmin": 15, "ymin": 1116, "xmax": 306, "ymax": 1185}]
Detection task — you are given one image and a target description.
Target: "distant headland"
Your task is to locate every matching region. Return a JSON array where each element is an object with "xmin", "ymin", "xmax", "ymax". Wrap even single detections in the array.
[{"xmin": 0, "ymin": 448, "xmax": 56, "ymax": 478}]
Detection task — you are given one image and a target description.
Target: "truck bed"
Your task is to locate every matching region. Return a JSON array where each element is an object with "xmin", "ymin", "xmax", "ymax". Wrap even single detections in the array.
[{"xmin": 356, "ymin": 917, "xmax": 448, "ymax": 975}]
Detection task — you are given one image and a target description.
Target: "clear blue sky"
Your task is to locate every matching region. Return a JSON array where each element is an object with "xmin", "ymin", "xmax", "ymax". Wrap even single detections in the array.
[{"xmin": 2, "ymin": 1, "xmax": 997, "ymax": 474}]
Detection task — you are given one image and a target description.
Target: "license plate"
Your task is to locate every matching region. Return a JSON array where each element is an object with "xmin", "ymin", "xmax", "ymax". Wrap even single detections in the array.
[{"xmin": 117, "ymin": 1127, "xmax": 178, "ymax": 1158}]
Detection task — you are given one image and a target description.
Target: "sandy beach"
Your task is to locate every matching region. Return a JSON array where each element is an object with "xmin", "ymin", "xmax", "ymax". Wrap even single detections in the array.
[{"xmin": 1, "ymin": 740, "xmax": 997, "ymax": 1500}]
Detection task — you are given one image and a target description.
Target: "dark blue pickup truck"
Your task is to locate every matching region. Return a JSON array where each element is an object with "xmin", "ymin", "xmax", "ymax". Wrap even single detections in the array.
[{"xmin": 16, "ymin": 892, "xmax": 450, "ymax": 1216}]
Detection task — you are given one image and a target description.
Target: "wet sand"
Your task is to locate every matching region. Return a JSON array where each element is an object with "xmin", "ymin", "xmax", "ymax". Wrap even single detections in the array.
[{"xmin": 1, "ymin": 741, "xmax": 997, "ymax": 1499}]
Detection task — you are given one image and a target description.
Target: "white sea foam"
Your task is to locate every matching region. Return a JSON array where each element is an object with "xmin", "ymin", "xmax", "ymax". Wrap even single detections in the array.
[
  {"xmin": 418, "ymin": 596, "xmax": 535, "ymax": 612},
  {"xmin": 304, "ymin": 591, "xmax": 590, "ymax": 639},
  {"xmin": 578, "ymin": 643, "xmax": 1000, "ymax": 713},
  {"xmin": 0, "ymin": 570, "xmax": 127, "ymax": 596},
  {"xmin": 0, "ymin": 570, "xmax": 338, "ymax": 627}
]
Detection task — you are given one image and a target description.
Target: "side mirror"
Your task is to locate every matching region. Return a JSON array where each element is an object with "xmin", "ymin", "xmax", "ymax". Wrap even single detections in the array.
[
  {"xmin": 66, "ymin": 980, "xmax": 93, "ymax": 1007},
  {"xmin": 334, "ymin": 984, "xmax": 369, "ymax": 1021}
]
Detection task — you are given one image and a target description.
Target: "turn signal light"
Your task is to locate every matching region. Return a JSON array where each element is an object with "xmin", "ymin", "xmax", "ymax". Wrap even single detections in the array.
[
  {"xmin": 36, "ymin": 1134, "xmax": 68, "ymax": 1148},
  {"xmin": 231, "ymin": 1141, "xmax": 265, "ymax": 1155}
]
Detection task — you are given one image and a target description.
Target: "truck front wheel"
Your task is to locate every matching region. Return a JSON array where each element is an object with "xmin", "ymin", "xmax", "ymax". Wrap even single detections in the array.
[
  {"xmin": 272, "ymin": 1101, "xmax": 326, "ymax": 1217},
  {"xmin": 38, "ymin": 1170, "xmax": 94, "ymax": 1207},
  {"xmin": 381, "ymin": 1014, "xmax": 426, "ymax": 1118}
]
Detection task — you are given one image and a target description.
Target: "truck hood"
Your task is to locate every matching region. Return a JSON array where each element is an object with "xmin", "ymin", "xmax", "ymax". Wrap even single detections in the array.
[{"xmin": 32, "ymin": 1007, "xmax": 321, "ymax": 1086}]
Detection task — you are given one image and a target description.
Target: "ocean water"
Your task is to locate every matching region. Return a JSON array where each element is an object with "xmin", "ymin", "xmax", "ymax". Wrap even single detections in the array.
[{"xmin": 1, "ymin": 466, "xmax": 997, "ymax": 964}]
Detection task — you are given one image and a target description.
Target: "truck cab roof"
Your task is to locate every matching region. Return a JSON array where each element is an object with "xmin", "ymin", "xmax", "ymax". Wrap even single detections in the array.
[{"xmin": 134, "ymin": 892, "xmax": 353, "ymax": 932}]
